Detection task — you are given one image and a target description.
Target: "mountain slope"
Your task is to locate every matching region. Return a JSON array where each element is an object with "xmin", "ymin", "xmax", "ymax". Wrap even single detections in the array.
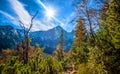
[
  {"xmin": 29, "ymin": 26, "xmax": 74, "ymax": 54},
  {"xmin": 0, "ymin": 25, "xmax": 74, "ymax": 54},
  {"xmin": 0, "ymin": 25, "xmax": 23, "ymax": 52}
]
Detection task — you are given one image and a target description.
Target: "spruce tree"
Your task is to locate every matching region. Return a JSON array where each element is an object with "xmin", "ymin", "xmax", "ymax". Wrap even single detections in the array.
[
  {"xmin": 100, "ymin": 0, "xmax": 120, "ymax": 73},
  {"xmin": 73, "ymin": 18, "xmax": 86, "ymax": 47},
  {"xmin": 72, "ymin": 18, "xmax": 88, "ymax": 64}
]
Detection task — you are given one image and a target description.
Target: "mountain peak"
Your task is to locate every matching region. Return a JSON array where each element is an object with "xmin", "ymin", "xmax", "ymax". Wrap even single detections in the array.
[
  {"xmin": 53, "ymin": 25, "xmax": 65, "ymax": 32},
  {"xmin": 54, "ymin": 25, "xmax": 62, "ymax": 29}
]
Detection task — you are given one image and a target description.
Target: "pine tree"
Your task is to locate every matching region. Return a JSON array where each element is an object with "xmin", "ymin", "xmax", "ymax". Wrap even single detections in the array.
[
  {"xmin": 74, "ymin": 18, "xmax": 86, "ymax": 47},
  {"xmin": 72, "ymin": 18, "xmax": 88, "ymax": 64},
  {"xmin": 99, "ymin": 0, "xmax": 120, "ymax": 73},
  {"xmin": 105, "ymin": 0, "xmax": 120, "ymax": 49}
]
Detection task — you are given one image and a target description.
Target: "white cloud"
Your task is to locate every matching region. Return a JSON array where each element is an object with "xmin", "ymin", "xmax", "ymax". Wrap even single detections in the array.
[
  {"xmin": 0, "ymin": 10, "xmax": 15, "ymax": 20},
  {"xmin": 8, "ymin": 0, "xmax": 54, "ymax": 31},
  {"xmin": 32, "ymin": 20, "xmax": 53, "ymax": 31},
  {"xmin": 0, "ymin": 10, "xmax": 18, "ymax": 24},
  {"xmin": 61, "ymin": 11, "xmax": 76, "ymax": 32},
  {"xmin": 8, "ymin": 0, "xmax": 31, "ymax": 27}
]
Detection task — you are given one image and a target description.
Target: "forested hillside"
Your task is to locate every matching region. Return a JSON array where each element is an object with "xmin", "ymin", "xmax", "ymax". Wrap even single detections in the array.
[{"xmin": 0, "ymin": 0, "xmax": 120, "ymax": 74}]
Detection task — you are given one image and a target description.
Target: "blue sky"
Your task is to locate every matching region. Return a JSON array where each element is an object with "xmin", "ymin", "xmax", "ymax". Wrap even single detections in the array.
[{"xmin": 0, "ymin": 0, "xmax": 76, "ymax": 32}]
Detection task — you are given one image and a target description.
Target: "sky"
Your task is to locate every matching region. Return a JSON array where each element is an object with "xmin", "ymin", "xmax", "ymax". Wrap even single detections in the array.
[{"xmin": 0, "ymin": 0, "xmax": 77, "ymax": 32}]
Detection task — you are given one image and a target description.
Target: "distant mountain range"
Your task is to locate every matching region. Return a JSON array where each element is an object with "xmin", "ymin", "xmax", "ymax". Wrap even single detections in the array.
[
  {"xmin": 0, "ymin": 25, "xmax": 75, "ymax": 54},
  {"xmin": 0, "ymin": 25, "xmax": 22, "ymax": 52}
]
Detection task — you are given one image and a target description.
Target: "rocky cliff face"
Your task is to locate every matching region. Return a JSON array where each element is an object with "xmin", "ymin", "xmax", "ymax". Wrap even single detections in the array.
[
  {"xmin": 29, "ymin": 26, "xmax": 74, "ymax": 54},
  {"xmin": 0, "ymin": 25, "xmax": 23, "ymax": 51}
]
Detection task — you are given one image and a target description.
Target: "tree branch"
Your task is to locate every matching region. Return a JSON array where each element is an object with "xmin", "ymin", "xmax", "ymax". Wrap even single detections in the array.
[{"xmin": 27, "ymin": 11, "xmax": 39, "ymax": 33}]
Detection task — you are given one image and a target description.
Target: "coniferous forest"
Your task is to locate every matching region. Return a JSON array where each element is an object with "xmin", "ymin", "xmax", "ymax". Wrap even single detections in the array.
[{"xmin": 0, "ymin": 0, "xmax": 120, "ymax": 74}]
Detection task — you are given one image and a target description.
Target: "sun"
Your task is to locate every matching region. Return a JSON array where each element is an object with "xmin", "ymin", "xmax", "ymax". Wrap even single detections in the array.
[{"xmin": 45, "ymin": 7, "xmax": 55, "ymax": 19}]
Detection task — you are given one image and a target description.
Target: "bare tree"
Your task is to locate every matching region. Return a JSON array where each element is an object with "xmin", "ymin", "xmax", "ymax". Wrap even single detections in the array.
[
  {"xmin": 19, "ymin": 11, "xmax": 38, "ymax": 64},
  {"xmin": 73, "ymin": 0, "xmax": 105, "ymax": 45}
]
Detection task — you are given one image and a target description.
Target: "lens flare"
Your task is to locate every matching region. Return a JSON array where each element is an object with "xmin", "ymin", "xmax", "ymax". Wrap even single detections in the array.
[{"xmin": 45, "ymin": 7, "xmax": 55, "ymax": 20}]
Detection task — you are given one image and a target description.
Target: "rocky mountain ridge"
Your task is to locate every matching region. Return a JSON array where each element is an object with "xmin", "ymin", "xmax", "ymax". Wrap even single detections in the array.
[{"xmin": 0, "ymin": 25, "xmax": 74, "ymax": 54}]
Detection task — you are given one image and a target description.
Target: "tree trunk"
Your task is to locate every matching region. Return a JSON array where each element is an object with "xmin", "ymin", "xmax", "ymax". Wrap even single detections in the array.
[{"xmin": 25, "ymin": 35, "xmax": 29, "ymax": 64}]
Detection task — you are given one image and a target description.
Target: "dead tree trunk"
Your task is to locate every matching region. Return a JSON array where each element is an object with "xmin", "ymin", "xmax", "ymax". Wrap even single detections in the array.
[{"xmin": 19, "ymin": 11, "xmax": 38, "ymax": 64}]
